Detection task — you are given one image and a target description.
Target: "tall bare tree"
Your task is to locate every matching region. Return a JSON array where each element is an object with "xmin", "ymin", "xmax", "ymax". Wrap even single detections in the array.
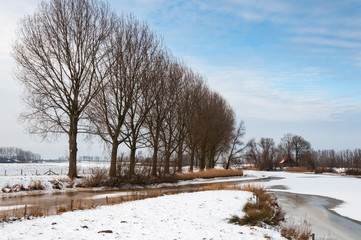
[
  {"xmin": 291, "ymin": 135, "xmax": 311, "ymax": 165},
  {"xmin": 185, "ymin": 75, "xmax": 207, "ymax": 172},
  {"xmin": 160, "ymin": 61, "xmax": 185, "ymax": 175},
  {"xmin": 85, "ymin": 15, "xmax": 138, "ymax": 177},
  {"xmin": 279, "ymin": 133, "xmax": 294, "ymax": 159},
  {"xmin": 225, "ymin": 120, "xmax": 246, "ymax": 169},
  {"xmin": 13, "ymin": 0, "xmax": 114, "ymax": 178},
  {"xmin": 121, "ymin": 22, "xmax": 162, "ymax": 176}
]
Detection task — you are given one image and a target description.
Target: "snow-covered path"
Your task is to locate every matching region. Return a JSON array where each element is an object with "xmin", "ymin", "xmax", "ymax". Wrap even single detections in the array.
[{"xmin": 1, "ymin": 190, "xmax": 286, "ymax": 240}]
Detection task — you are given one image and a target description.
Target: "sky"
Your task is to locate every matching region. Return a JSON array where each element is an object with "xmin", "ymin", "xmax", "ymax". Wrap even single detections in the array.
[{"xmin": 0, "ymin": 0, "xmax": 361, "ymax": 159}]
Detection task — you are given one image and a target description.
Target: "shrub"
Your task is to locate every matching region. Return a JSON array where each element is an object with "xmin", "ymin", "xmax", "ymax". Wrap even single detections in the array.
[
  {"xmin": 314, "ymin": 167, "xmax": 335, "ymax": 174},
  {"xmin": 345, "ymin": 168, "xmax": 361, "ymax": 176},
  {"xmin": 230, "ymin": 185, "xmax": 284, "ymax": 227},
  {"xmin": 281, "ymin": 221, "xmax": 311, "ymax": 240},
  {"xmin": 28, "ymin": 181, "xmax": 45, "ymax": 190},
  {"xmin": 78, "ymin": 168, "xmax": 108, "ymax": 188}
]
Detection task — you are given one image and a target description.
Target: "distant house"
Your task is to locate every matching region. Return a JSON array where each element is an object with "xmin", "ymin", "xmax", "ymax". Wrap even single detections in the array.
[{"xmin": 280, "ymin": 157, "xmax": 295, "ymax": 167}]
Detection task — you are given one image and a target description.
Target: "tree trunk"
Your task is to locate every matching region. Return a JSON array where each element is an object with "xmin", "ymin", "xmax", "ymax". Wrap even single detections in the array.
[
  {"xmin": 177, "ymin": 141, "xmax": 183, "ymax": 173},
  {"xmin": 206, "ymin": 156, "xmax": 211, "ymax": 169},
  {"xmin": 109, "ymin": 141, "xmax": 118, "ymax": 178},
  {"xmin": 129, "ymin": 146, "xmax": 136, "ymax": 176},
  {"xmin": 189, "ymin": 148, "xmax": 195, "ymax": 172},
  {"xmin": 225, "ymin": 156, "xmax": 230, "ymax": 170},
  {"xmin": 164, "ymin": 149, "xmax": 171, "ymax": 175},
  {"xmin": 151, "ymin": 130, "xmax": 160, "ymax": 177},
  {"xmin": 68, "ymin": 119, "xmax": 78, "ymax": 179},
  {"xmin": 151, "ymin": 144, "xmax": 158, "ymax": 177},
  {"xmin": 200, "ymin": 146, "xmax": 206, "ymax": 171}
]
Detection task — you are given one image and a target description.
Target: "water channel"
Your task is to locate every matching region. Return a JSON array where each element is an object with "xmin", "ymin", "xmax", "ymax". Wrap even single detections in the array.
[{"xmin": 1, "ymin": 176, "xmax": 360, "ymax": 240}]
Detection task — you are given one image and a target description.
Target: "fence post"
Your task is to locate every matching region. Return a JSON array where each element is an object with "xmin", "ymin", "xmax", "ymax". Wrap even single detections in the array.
[
  {"xmin": 311, "ymin": 233, "xmax": 315, "ymax": 240},
  {"xmin": 106, "ymin": 196, "xmax": 109, "ymax": 204},
  {"xmin": 21, "ymin": 169, "xmax": 23, "ymax": 176},
  {"xmin": 24, "ymin": 205, "xmax": 27, "ymax": 218},
  {"xmin": 4, "ymin": 170, "xmax": 6, "ymax": 176},
  {"xmin": 70, "ymin": 200, "xmax": 74, "ymax": 211}
]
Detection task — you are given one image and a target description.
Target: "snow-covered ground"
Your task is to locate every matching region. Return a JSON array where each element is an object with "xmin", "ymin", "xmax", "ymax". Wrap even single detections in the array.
[
  {"xmin": 0, "ymin": 162, "xmax": 109, "ymax": 176},
  {"xmin": 1, "ymin": 190, "xmax": 286, "ymax": 240},
  {"xmin": 243, "ymin": 170, "xmax": 361, "ymax": 222},
  {"xmin": 0, "ymin": 162, "xmax": 108, "ymax": 192}
]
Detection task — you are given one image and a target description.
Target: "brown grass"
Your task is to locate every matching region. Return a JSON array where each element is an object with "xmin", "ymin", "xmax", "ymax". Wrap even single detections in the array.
[
  {"xmin": 281, "ymin": 221, "xmax": 312, "ymax": 240},
  {"xmin": 229, "ymin": 185, "xmax": 284, "ymax": 226},
  {"xmin": 175, "ymin": 169, "xmax": 243, "ymax": 181},
  {"xmin": 284, "ymin": 167, "xmax": 310, "ymax": 173},
  {"xmin": 28, "ymin": 181, "xmax": 45, "ymax": 191},
  {"xmin": 242, "ymin": 166, "xmax": 260, "ymax": 171}
]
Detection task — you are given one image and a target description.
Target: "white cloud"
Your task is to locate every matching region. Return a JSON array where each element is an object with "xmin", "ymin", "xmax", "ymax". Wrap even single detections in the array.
[{"xmin": 193, "ymin": 64, "xmax": 361, "ymax": 122}]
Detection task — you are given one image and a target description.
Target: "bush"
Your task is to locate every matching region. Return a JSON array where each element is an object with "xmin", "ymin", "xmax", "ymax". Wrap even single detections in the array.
[
  {"xmin": 345, "ymin": 168, "xmax": 361, "ymax": 176},
  {"xmin": 77, "ymin": 168, "xmax": 108, "ymax": 188},
  {"xmin": 314, "ymin": 167, "xmax": 335, "ymax": 174},
  {"xmin": 281, "ymin": 221, "xmax": 311, "ymax": 240},
  {"xmin": 230, "ymin": 185, "xmax": 284, "ymax": 227},
  {"xmin": 28, "ymin": 181, "xmax": 45, "ymax": 190}
]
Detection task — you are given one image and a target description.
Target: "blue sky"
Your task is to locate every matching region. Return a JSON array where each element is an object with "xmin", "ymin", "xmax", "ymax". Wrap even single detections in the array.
[{"xmin": 0, "ymin": 0, "xmax": 361, "ymax": 158}]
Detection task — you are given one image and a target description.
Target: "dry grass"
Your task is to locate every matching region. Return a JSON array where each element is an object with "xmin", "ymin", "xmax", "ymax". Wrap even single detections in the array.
[
  {"xmin": 76, "ymin": 168, "xmax": 108, "ymax": 188},
  {"xmin": 284, "ymin": 167, "xmax": 310, "ymax": 173},
  {"xmin": 28, "ymin": 180, "xmax": 45, "ymax": 191},
  {"xmin": 242, "ymin": 166, "xmax": 260, "ymax": 171},
  {"xmin": 175, "ymin": 169, "xmax": 243, "ymax": 181},
  {"xmin": 229, "ymin": 185, "xmax": 284, "ymax": 226},
  {"xmin": 281, "ymin": 221, "xmax": 312, "ymax": 240}
]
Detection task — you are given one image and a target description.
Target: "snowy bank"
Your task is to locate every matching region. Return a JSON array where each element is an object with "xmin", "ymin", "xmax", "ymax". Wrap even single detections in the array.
[
  {"xmin": 1, "ymin": 190, "xmax": 286, "ymax": 240},
  {"xmin": 244, "ymin": 170, "xmax": 361, "ymax": 222}
]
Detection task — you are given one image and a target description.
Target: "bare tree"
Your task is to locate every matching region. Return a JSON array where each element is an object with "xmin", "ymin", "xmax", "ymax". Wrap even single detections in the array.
[
  {"xmin": 160, "ymin": 61, "xmax": 185, "ymax": 175},
  {"xmin": 245, "ymin": 138, "xmax": 276, "ymax": 170},
  {"xmin": 291, "ymin": 135, "xmax": 311, "ymax": 166},
  {"xmin": 225, "ymin": 120, "xmax": 246, "ymax": 169},
  {"xmin": 184, "ymin": 75, "xmax": 207, "ymax": 172},
  {"xmin": 144, "ymin": 53, "xmax": 173, "ymax": 176},
  {"xmin": 259, "ymin": 138, "xmax": 276, "ymax": 170},
  {"xmin": 86, "ymin": 15, "xmax": 142, "ymax": 177},
  {"xmin": 122, "ymin": 22, "xmax": 163, "ymax": 176},
  {"xmin": 245, "ymin": 139, "xmax": 261, "ymax": 167},
  {"xmin": 279, "ymin": 133, "xmax": 294, "ymax": 159},
  {"xmin": 13, "ymin": 0, "xmax": 114, "ymax": 178}
]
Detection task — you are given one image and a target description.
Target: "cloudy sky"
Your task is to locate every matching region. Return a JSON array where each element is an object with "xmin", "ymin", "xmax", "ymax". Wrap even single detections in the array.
[{"xmin": 1, "ymin": 0, "xmax": 361, "ymax": 159}]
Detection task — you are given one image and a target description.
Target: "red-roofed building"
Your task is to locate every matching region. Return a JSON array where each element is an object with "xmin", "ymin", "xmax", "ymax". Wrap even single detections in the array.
[{"xmin": 280, "ymin": 157, "xmax": 295, "ymax": 167}]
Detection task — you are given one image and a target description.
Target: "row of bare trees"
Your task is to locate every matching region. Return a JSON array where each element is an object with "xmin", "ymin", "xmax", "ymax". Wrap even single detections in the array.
[
  {"xmin": 244, "ymin": 133, "xmax": 361, "ymax": 170},
  {"xmin": 0, "ymin": 147, "xmax": 41, "ymax": 163},
  {"xmin": 13, "ymin": 0, "xmax": 242, "ymax": 178},
  {"xmin": 245, "ymin": 133, "xmax": 312, "ymax": 170}
]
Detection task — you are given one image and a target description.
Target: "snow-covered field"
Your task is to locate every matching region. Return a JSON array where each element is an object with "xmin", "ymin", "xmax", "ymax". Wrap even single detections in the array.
[
  {"xmin": 0, "ymin": 162, "xmax": 108, "ymax": 192},
  {"xmin": 243, "ymin": 170, "xmax": 361, "ymax": 222},
  {"xmin": 1, "ymin": 190, "xmax": 286, "ymax": 240},
  {"xmin": 1, "ymin": 163, "xmax": 361, "ymax": 239}
]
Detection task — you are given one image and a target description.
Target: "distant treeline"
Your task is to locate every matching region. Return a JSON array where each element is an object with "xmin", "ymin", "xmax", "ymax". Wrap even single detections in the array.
[
  {"xmin": 244, "ymin": 133, "xmax": 361, "ymax": 170},
  {"xmin": 0, "ymin": 147, "xmax": 41, "ymax": 163}
]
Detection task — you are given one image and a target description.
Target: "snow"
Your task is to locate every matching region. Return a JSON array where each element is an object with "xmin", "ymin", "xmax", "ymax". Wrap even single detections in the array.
[
  {"xmin": 243, "ymin": 170, "xmax": 361, "ymax": 222},
  {"xmin": 1, "ymin": 190, "xmax": 286, "ymax": 240},
  {"xmin": 0, "ymin": 162, "xmax": 108, "ymax": 192}
]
